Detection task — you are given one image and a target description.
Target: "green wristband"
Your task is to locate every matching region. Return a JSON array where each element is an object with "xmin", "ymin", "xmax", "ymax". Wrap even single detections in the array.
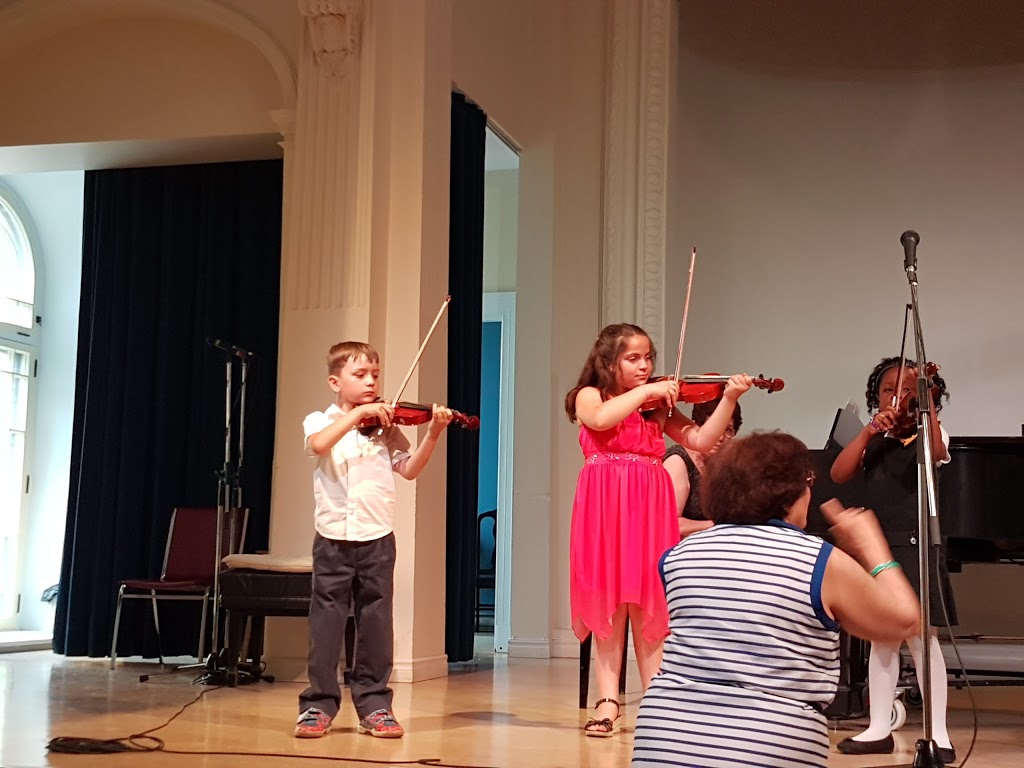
[{"xmin": 869, "ymin": 560, "xmax": 901, "ymax": 577}]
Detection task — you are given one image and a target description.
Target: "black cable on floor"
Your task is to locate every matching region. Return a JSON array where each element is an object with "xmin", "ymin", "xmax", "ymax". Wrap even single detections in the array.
[{"xmin": 47, "ymin": 685, "xmax": 500, "ymax": 768}]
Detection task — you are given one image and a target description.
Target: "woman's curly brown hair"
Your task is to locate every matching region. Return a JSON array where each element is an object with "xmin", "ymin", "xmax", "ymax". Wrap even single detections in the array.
[{"xmin": 701, "ymin": 431, "xmax": 814, "ymax": 525}]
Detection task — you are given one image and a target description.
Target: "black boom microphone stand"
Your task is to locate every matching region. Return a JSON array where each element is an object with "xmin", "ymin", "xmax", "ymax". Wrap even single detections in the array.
[
  {"xmin": 137, "ymin": 338, "xmax": 254, "ymax": 686},
  {"xmin": 194, "ymin": 337, "xmax": 254, "ymax": 686},
  {"xmin": 898, "ymin": 230, "xmax": 945, "ymax": 768}
]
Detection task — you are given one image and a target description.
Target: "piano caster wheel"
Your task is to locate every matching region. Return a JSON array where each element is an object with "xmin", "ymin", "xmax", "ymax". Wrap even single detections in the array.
[
  {"xmin": 891, "ymin": 698, "xmax": 907, "ymax": 731},
  {"xmin": 905, "ymin": 686, "xmax": 923, "ymax": 707}
]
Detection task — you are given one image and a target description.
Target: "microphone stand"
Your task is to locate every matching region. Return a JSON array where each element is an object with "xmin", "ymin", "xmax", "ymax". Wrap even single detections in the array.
[
  {"xmin": 145, "ymin": 339, "xmax": 254, "ymax": 686},
  {"xmin": 193, "ymin": 352, "xmax": 236, "ymax": 684},
  {"xmin": 192, "ymin": 340, "xmax": 253, "ymax": 686},
  {"xmin": 900, "ymin": 230, "xmax": 945, "ymax": 768}
]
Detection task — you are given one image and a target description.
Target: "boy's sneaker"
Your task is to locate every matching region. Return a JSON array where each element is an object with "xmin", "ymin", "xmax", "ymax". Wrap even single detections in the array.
[
  {"xmin": 357, "ymin": 709, "xmax": 405, "ymax": 738},
  {"xmin": 294, "ymin": 707, "xmax": 332, "ymax": 738}
]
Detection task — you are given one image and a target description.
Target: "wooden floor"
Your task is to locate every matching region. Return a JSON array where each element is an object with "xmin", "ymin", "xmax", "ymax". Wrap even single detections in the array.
[{"xmin": 2, "ymin": 647, "xmax": 1022, "ymax": 768}]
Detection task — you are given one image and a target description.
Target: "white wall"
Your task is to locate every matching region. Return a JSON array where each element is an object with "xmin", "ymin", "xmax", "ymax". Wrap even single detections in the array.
[
  {"xmin": 0, "ymin": 172, "xmax": 83, "ymax": 633},
  {"xmin": 0, "ymin": 0, "xmax": 613, "ymax": 660},
  {"xmin": 668, "ymin": 1, "xmax": 1024, "ymax": 445},
  {"xmin": 454, "ymin": 0, "xmax": 607, "ymax": 656},
  {"xmin": 0, "ymin": 0, "xmax": 296, "ymax": 638},
  {"xmin": 0, "ymin": 17, "xmax": 283, "ymax": 147},
  {"xmin": 483, "ymin": 169, "xmax": 518, "ymax": 293},
  {"xmin": 668, "ymin": 1, "xmax": 1024, "ymax": 636}
]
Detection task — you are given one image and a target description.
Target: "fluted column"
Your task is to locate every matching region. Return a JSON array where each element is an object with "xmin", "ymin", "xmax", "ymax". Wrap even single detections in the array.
[
  {"xmin": 287, "ymin": 0, "xmax": 373, "ymax": 314},
  {"xmin": 265, "ymin": 0, "xmax": 452, "ymax": 685},
  {"xmin": 601, "ymin": 0, "xmax": 675, "ymax": 352}
]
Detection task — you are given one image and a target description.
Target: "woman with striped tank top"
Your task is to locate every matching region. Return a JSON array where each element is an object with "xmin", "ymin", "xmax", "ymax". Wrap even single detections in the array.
[{"xmin": 632, "ymin": 432, "xmax": 921, "ymax": 768}]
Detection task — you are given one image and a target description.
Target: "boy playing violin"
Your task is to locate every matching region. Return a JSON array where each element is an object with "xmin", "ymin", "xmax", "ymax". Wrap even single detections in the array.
[{"xmin": 295, "ymin": 341, "xmax": 453, "ymax": 739}]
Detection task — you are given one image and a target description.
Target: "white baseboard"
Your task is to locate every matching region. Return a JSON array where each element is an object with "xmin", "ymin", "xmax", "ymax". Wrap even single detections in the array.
[
  {"xmin": 507, "ymin": 636, "xmax": 551, "ymax": 659},
  {"xmin": 549, "ymin": 628, "xmax": 638, "ymax": 661},
  {"xmin": 0, "ymin": 631, "xmax": 52, "ymax": 654},
  {"xmin": 264, "ymin": 654, "xmax": 309, "ymax": 683},
  {"xmin": 264, "ymin": 653, "xmax": 449, "ymax": 684},
  {"xmin": 509, "ymin": 631, "xmax": 638, "ymax": 660},
  {"xmin": 550, "ymin": 628, "xmax": 582, "ymax": 659},
  {"xmin": 392, "ymin": 654, "xmax": 448, "ymax": 683}
]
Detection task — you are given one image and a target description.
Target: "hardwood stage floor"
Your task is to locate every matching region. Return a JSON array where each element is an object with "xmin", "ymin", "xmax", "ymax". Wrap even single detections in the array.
[{"xmin": 1, "ymin": 649, "xmax": 1022, "ymax": 768}]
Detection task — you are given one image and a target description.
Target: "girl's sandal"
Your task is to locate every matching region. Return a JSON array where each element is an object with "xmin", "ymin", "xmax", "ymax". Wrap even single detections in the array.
[{"xmin": 583, "ymin": 698, "xmax": 621, "ymax": 737}]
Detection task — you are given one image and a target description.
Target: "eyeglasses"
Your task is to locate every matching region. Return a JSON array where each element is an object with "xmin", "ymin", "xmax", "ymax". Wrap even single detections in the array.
[{"xmin": 806, "ymin": 470, "xmax": 816, "ymax": 488}]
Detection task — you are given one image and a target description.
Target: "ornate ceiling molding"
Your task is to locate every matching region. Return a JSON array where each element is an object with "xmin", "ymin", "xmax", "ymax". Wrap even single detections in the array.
[{"xmin": 300, "ymin": 0, "xmax": 364, "ymax": 82}]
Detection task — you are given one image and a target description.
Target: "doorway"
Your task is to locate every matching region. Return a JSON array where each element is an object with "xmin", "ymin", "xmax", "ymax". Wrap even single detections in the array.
[{"xmin": 477, "ymin": 126, "xmax": 518, "ymax": 654}]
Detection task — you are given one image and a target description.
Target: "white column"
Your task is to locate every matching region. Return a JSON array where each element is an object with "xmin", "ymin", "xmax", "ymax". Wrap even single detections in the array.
[
  {"xmin": 265, "ymin": 0, "xmax": 452, "ymax": 684},
  {"xmin": 601, "ymin": 0, "xmax": 675, "ymax": 352},
  {"xmin": 374, "ymin": 0, "xmax": 452, "ymax": 684},
  {"xmin": 286, "ymin": 0, "xmax": 374, "ymax": 317}
]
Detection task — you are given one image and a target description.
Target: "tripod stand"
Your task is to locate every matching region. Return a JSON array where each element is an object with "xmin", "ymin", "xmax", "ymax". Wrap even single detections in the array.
[{"xmin": 897, "ymin": 231, "xmax": 946, "ymax": 767}]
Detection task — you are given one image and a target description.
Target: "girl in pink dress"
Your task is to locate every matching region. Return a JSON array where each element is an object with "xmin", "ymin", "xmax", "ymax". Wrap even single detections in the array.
[{"xmin": 565, "ymin": 323, "xmax": 751, "ymax": 737}]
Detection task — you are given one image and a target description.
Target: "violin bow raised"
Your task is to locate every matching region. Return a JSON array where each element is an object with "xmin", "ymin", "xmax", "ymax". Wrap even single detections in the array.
[
  {"xmin": 367, "ymin": 295, "xmax": 450, "ymax": 436},
  {"xmin": 388, "ymin": 295, "xmax": 452, "ymax": 408},
  {"xmin": 672, "ymin": 247, "xmax": 697, "ymax": 383},
  {"xmin": 893, "ymin": 303, "xmax": 912, "ymax": 408}
]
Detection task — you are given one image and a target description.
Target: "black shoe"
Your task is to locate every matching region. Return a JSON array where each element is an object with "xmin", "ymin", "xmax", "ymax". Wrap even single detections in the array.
[
  {"xmin": 837, "ymin": 734, "xmax": 895, "ymax": 755},
  {"xmin": 939, "ymin": 746, "xmax": 956, "ymax": 763}
]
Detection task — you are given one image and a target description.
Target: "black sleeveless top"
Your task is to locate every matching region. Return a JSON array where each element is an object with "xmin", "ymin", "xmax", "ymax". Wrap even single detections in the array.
[
  {"xmin": 664, "ymin": 444, "xmax": 707, "ymax": 521},
  {"xmin": 862, "ymin": 433, "xmax": 939, "ymax": 533},
  {"xmin": 860, "ymin": 431, "xmax": 958, "ymax": 626}
]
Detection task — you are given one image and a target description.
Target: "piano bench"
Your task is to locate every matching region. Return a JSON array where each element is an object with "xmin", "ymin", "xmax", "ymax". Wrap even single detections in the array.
[{"xmin": 220, "ymin": 555, "xmax": 355, "ymax": 687}]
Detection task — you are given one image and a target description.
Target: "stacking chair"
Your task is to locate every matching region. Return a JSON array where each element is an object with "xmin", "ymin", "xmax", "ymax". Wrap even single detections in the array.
[
  {"xmin": 475, "ymin": 509, "xmax": 497, "ymax": 631},
  {"xmin": 109, "ymin": 506, "xmax": 247, "ymax": 668}
]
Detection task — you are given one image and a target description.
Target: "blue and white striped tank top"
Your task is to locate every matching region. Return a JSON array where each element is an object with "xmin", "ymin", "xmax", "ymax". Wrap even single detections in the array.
[{"xmin": 632, "ymin": 520, "xmax": 840, "ymax": 768}]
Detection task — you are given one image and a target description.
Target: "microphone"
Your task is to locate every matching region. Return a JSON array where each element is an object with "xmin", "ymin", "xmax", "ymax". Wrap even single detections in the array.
[
  {"xmin": 900, "ymin": 230, "xmax": 919, "ymax": 274},
  {"xmin": 206, "ymin": 337, "xmax": 254, "ymax": 358}
]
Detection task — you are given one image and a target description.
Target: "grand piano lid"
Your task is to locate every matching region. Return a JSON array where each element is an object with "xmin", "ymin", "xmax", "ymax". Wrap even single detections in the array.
[
  {"xmin": 942, "ymin": 435, "xmax": 1024, "ymax": 560},
  {"xmin": 949, "ymin": 435, "xmax": 1024, "ymax": 450},
  {"xmin": 806, "ymin": 438, "xmax": 1024, "ymax": 559}
]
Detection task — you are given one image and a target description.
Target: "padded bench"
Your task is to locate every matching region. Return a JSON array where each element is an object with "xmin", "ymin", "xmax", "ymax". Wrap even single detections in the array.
[{"xmin": 219, "ymin": 554, "xmax": 354, "ymax": 687}]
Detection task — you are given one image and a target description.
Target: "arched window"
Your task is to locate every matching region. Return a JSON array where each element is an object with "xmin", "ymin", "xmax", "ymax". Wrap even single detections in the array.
[
  {"xmin": 0, "ymin": 194, "xmax": 35, "ymax": 334},
  {"xmin": 0, "ymin": 191, "xmax": 35, "ymax": 627}
]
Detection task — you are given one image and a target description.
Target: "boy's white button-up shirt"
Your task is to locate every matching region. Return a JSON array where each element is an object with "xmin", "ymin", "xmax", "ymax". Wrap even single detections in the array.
[{"xmin": 304, "ymin": 404, "xmax": 411, "ymax": 542}]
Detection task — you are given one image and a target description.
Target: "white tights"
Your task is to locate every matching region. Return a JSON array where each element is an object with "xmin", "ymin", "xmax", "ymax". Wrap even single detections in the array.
[{"xmin": 851, "ymin": 629, "xmax": 951, "ymax": 748}]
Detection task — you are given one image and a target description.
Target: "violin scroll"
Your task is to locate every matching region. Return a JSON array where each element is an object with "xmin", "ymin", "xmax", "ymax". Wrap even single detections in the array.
[
  {"xmin": 889, "ymin": 362, "xmax": 941, "ymax": 439},
  {"xmin": 752, "ymin": 374, "xmax": 785, "ymax": 394}
]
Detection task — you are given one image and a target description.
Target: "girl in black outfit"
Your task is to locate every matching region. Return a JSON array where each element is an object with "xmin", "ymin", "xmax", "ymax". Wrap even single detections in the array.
[
  {"xmin": 662, "ymin": 398, "xmax": 742, "ymax": 538},
  {"xmin": 829, "ymin": 357, "xmax": 955, "ymax": 762}
]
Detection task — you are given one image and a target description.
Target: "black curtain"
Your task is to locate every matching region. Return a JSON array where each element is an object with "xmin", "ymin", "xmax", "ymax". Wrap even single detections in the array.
[
  {"xmin": 446, "ymin": 93, "xmax": 487, "ymax": 662},
  {"xmin": 54, "ymin": 159, "xmax": 282, "ymax": 657}
]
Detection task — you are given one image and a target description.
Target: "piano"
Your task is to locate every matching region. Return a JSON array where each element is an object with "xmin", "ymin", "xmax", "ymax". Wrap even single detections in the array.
[
  {"xmin": 806, "ymin": 435, "xmax": 1024, "ymax": 719},
  {"xmin": 936, "ymin": 436, "xmax": 1024, "ymax": 565},
  {"xmin": 808, "ymin": 436, "xmax": 1024, "ymax": 565}
]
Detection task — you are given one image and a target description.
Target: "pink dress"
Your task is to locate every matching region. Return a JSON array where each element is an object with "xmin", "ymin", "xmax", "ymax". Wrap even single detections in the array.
[{"xmin": 570, "ymin": 411, "xmax": 680, "ymax": 643}]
